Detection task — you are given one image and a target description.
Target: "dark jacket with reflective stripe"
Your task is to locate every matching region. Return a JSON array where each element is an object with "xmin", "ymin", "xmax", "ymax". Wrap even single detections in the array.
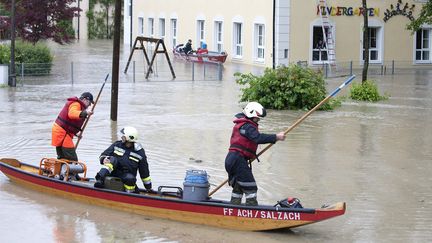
[
  {"xmin": 229, "ymin": 113, "xmax": 278, "ymax": 159},
  {"xmin": 55, "ymin": 97, "xmax": 86, "ymax": 135},
  {"xmin": 100, "ymin": 141, "xmax": 150, "ymax": 180}
]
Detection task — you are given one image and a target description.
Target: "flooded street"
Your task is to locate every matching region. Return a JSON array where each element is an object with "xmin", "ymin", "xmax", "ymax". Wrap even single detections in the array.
[{"xmin": 0, "ymin": 40, "xmax": 431, "ymax": 242}]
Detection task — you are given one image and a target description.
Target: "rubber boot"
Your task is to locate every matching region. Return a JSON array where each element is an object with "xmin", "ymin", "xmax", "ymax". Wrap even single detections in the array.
[
  {"xmin": 230, "ymin": 196, "xmax": 242, "ymax": 205},
  {"xmin": 94, "ymin": 179, "xmax": 104, "ymax": 188},
  {"xmin": 245, "ymin": 197, "xmax": 258, "ymax": 206}
]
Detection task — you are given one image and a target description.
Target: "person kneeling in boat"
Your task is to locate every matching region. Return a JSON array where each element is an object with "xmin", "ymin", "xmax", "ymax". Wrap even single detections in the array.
[
  {"xmin": 52, "ymin": 92, "xmax": 94, "ymax": 161},
  {"xmin": 225, "ymin": 102, "xmax": 285, "ymax": 206},
  {"xmin": 94, "ymin": 126, "xmax": 152, "ymax": 193},
  {"xmin": 182, "ymin": 39, "xmax": 194, "ymax": 55}
]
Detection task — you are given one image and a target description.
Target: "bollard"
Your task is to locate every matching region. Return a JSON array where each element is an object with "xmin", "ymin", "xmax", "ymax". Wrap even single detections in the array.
[
  {"xmin": 384, "ymin": 66, "xmax": 386, "ymax": 75},
  {"xmin": 203, "ymin": 63, "xmax": 206, "ymax": 80},
  {"xmin": 21, "ymin": 63, "xmax": 24, "ymax": 80},
  {"xmin": 218, "ymin": 63, "xmax": 222, "ymax": 81},
  {"xmin": 133, "ymin": 61, "xmax": 135, "ymax": 83},
  {"xmin": 71, "ymin": 61, "xmax": 74, "ymax": 84},
  {"xmin": 192, "ymin": 62, "xmax": 195, "ymax": 81},
  {"xmin": 392, "ymin": 60, "xmax": 395, "ymax": 75},
  {"xmin": 381, "ymin": 65, "xmax": 383, "ymax": 75},
  {"xmin": 349, "ymin": 61, "xmax": 353, "ymax": 76},
  {"xmin": 325, "ymin": 64, "xmax": 328, "ymax": 78}
]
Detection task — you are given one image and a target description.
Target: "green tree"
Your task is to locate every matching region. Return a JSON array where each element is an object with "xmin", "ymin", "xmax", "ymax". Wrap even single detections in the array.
[{"xmin": 407, "ymin": 0, "xmax": 432, "ymax": 32}]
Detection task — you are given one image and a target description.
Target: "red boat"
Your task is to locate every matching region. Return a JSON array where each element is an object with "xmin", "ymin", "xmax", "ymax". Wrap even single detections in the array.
[
  {"xmin": 0, "ymin": 157, "xmax": 346, "ymax": 231},
  {"xmin": 173, "ymin": 44, "xmax": 228, "ymax": 64}
]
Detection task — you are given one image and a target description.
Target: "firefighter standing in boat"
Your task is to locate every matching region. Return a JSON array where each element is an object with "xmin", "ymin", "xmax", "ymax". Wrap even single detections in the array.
[
  {"xmin": 225, "ymin": 102, "xmax": 285, "ymax": 206},
  {"xmin": 51, "ymin": 92, "xmax": 94, "ymax": 161},
  {"xmin": 94, "ymin": 126, "xmax": 152, "ymax": 193}
]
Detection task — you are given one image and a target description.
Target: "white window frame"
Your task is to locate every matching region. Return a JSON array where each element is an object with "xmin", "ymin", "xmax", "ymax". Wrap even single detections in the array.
[
  {"xmin": 159, "ymin": 18, "xmax": 165, "ymax": 39},
  {"xmin": 138, "ymin": 17, "xmax": 144, "ymax": 36},
  {"xmin": 233, "ymin": 22, "xmax": 243, "ymax": 58},
  {"xmin": 148, "ymin": 18, "xmax": 154, "ymax": 37},
  {"xmin": 415, "ymin": 28, "xmax": 431, "ymax": 63},
  {"xmin": 311, "ymin": 25, "xmax": 330, "ymax": 64},
  {"xmin": 214, "ymin": 21, "xmax": 223, "ymax": 53},
  {"xmin": 171, "ymin": 18, "xmax": 177, "ymax": 48},
  {"xmin": 254, "ymin": 24, "xmax": 265, "ymax": 62},
  {"xmin": 360, "ymin": 20, "xmax": 383, "ymax": 64},
  {"xmin": 197, "ymin": 20, "xmax": 205, "ymax": 48}
]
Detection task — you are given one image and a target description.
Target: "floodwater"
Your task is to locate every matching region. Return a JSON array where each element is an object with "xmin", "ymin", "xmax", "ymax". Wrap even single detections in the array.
[{"xmin": 0, "ymin": 40, "xmax": 431, "ymax": 242}]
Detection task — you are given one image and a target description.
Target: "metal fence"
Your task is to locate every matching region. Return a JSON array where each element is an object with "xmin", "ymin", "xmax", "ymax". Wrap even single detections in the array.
[
  {"xmin": 13, "ymin": 59, "xmax": 224, "ymax": 85},
  {"xmin": 11, "ymin": 59, "xmax": 432, "ymax": 84},
  {"xmin": 302, "ymin": 60, "xmax": 432, "ymax": 78}
]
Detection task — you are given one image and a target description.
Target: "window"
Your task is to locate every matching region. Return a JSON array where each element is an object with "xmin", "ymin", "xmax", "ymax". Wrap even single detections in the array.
[
  {"xmin": 159, "ymin": 18, "xmax": 165, "ymax": 39},
  {"xmin": 233, "ymin": 22, "xmax": 243, "ymax": 57},
  {"xmin": 312, "ymin": 26, "xmax": 329, "ymax": 63},
  {"xmin": 197, "ymin": 20, "xmax": 205, "ymax": 48},
  {"xmin": 148, "ymin": 18, "xmax": 154, "ymax": 37},
  {"xmin": 415, "ymin": 29, "xmax": 430, "ymax": 62},
  {"xmin": 255, "ymin": 24, "xmax": 265, "ymax": 60},
  {"xmin": 362, "ymin": 27, "xmax": 382, "ymax": 63},
  {"xmin": 214, "ymin": 21, "xmax": 223, "ymax": 53},
  {"xmin": 171, "ymin": 19, "xmax": 177, "ymax": 48},
  {"xmin": 138, "ymin": 17, "xmax": 144, "ymax": 35}
]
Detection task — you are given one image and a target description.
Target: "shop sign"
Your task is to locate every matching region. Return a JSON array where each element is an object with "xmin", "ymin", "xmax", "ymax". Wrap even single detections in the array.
[{"xmin": 316, "ymin": 5, "xmax": 380, "ymax": 17}]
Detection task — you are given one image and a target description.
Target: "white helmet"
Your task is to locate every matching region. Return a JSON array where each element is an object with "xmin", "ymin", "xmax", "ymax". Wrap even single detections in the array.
[
  {"xmin": 243, "ymin": 102, "xmax": 267, "ymax": 118},
  {"xmin": 120, "ymin": 126, "xmax": 138, "ymax": 142}
]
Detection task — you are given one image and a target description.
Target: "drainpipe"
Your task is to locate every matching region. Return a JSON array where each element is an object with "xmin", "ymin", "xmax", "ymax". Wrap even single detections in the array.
[
  {"xmin": 272, "ymin": 0, "xmax": 276, "ymax": 69},
  {"xmin": 130, "ymin": 0, "xmax": 133, "ymax": 48}
]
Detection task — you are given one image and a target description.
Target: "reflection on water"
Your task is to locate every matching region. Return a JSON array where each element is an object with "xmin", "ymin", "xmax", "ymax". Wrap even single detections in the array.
[{"xmin": 0, "ymin": 40, "xmax": 431, "ymax": 242}]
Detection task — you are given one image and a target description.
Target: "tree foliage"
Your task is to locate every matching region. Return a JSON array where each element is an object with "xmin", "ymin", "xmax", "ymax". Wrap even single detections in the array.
[
  {"xmin": 0, "ymin": 0, "xmax": 80, "ymax": 44},
  {"xmin": 235, "ymin": 65, "xmax": 341, "ymax": 111},
  {"xmin": 87, "ymin": 0, "xmax": 115, "ymax": 39},
  {"xmin": 407, "ymin": 0, "xmax": 432, "ymax": 32}
]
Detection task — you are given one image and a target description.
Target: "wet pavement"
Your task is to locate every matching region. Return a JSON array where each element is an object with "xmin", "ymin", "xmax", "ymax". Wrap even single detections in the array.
[{"xmin": 0, "ymin": 40, "xmax": 431, "ymax": 242}]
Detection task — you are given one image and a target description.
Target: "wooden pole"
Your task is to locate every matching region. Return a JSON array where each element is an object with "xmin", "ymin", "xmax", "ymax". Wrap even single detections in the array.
[
  {"xmin": 208, "ymin": 75, "xmax": 356, "ymax": 196},
  {"xmin": 111, "ymin": 0, "xmax": 121, "ymax": 121},
  {"xmin": 75, "ymin": 74, "xmax": 109, "ymax": 148}
]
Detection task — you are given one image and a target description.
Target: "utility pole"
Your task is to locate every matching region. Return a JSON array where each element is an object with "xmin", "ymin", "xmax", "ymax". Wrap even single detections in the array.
[
  {"xmin": 110, "ymin": 0, "xmax": 121, "ymax": 121},
  {"xmin": 9, "ymin": 0, "xmax": 16, "ymax": 87},
  {"xmin": 77, "ymin": 0, "xmax": 80, "ymax": 40}
]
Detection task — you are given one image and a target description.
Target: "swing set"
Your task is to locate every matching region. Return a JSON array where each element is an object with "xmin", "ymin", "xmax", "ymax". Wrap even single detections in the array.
[{"xmin": 124, "ymin": 37, "xmax": 176, "ymax": 79}]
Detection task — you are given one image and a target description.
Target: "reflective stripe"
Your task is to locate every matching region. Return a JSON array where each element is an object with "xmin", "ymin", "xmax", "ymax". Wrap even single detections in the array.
[
  {"xmin": 102, "ymin": 163, "xmax": 113, "ymax": 172},
  {"xmin": 237, "ymin": 181, "xmax": 257, "ymax": 187},
  {"xmin": 142, "ymin": 177, "xmax": 151, "ymax": 184},
  {"xmin": 124, "ymin": 184, "xmax": 136, "ymax": 190},
  {"xmin": 130, "ymin": 152, "xmax": 143, "ymax": 160},
  {"xmin": 231, "ymin": 192, "xmax": 243, "ymax": 198},
  {"xmin": 129, "ymin": 156, "xmax": 139, "ymax": 162},
  {"xmin": 245, "ymin": 193, "xmax": 257, "ymax": 199},
  {"xmin": 114, "ymin": 146, "xmax": 125, "ymax": 156}
]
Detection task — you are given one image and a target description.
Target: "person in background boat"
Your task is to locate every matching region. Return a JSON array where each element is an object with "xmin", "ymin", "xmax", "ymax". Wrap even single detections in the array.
[
  {"xmin": 51, "ymin": 92, "xmax": 94, "ymax": 161},
  {"xmin": 182, "ymin": 39, "xmax": 194, "ymax": 55},
  {"xmin": 196, "ymin": 42, "xmax": 209, "ymax": 62},
  {"xmin": 94, "ymin": 126, "xmax": 152, "ymax": 193},
  {"xmin": 196, "ymin": 42, "xmax": 208, "ymax": 55},
  {"xmin": 225, "ymin": 102, "xmax": 286, "ymax": 206}
]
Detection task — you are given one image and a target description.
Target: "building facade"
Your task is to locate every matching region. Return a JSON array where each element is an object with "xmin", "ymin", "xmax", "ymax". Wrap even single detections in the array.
[{"xmin": 123, "ymin": 0, "xmax": 430, "ymax": 68}]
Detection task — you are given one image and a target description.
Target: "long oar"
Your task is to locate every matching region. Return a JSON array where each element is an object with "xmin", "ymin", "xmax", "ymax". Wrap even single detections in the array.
[
  {"xmin": 209, "ymin": 75, "xmax": 356, "ymax": 196},
  {"xmin": 75, "ymin": 73, "xmax": 110, "ymax": 148}
]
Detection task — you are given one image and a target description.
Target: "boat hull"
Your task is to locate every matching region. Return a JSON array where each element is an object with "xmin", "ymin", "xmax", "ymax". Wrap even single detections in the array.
[{"xmin": 0, "ymin": 159, "xmax": 345, "ymax": 231}]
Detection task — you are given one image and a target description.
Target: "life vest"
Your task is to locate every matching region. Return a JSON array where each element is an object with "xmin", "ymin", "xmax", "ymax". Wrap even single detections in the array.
[
  {"xmin": 55, "ymin": 97, "xmax": 86, "ymax": 135},
  {"xmin": 229, "ymin": 117, "xmax": 258, "ymax": 159}
]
